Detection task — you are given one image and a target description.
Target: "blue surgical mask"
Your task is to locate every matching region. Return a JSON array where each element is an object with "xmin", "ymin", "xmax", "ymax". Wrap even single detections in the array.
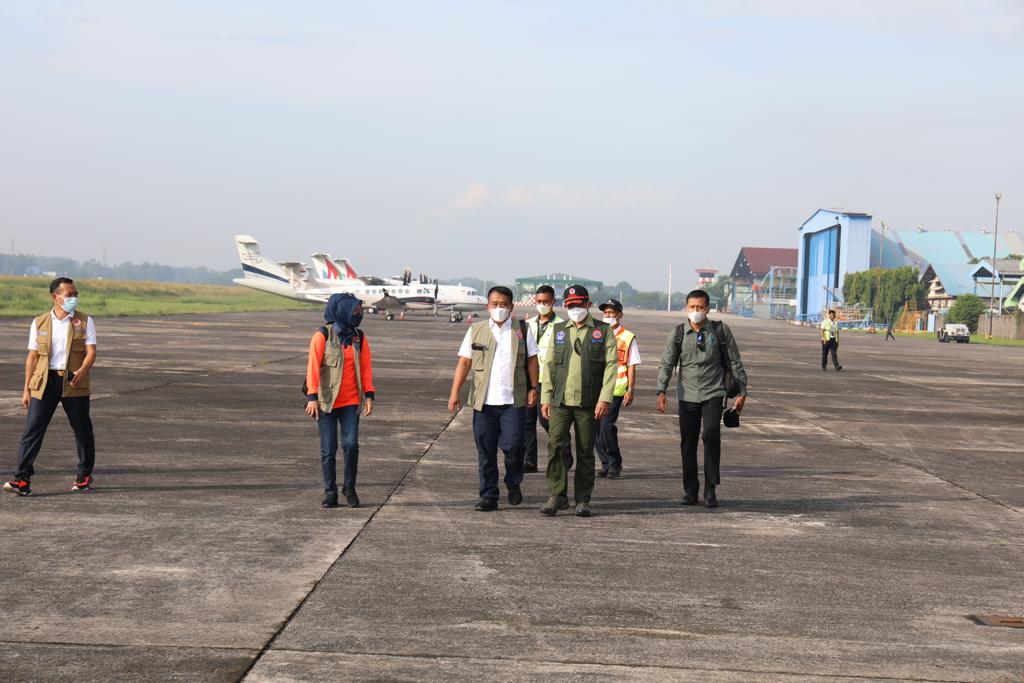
[{"xmin": 60, "ymin": 296, "xmax": 78, "ymax": 314}]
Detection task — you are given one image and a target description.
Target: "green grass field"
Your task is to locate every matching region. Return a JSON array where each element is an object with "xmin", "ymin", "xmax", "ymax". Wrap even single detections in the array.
[
  {"xmin": 0, "ymin": 276, "xmax": 314, "ymax": 318},
  {"xmin": 843, "ymin": 325, "xmax": 1024, "ymax": 346}
]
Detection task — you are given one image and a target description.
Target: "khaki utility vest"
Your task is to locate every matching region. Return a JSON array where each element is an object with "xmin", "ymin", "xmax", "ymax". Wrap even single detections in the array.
[
  {"xmin": 29, "ymin": 310, "xmax": 91, "ymax": 399},
  {"xmin": 526, "ymin": 314, "xmax": 564, "ymax": 385},
  {"xmin": 547, "ymin": 319, "xmax": 612, "ymax": 409},
  {"xmin": 467, "ymin": 318, "xmax": 528, "ymax": 411},
  {"xmin": 317, "ymin": 326, "xmax": 365, "ymax": 414}
]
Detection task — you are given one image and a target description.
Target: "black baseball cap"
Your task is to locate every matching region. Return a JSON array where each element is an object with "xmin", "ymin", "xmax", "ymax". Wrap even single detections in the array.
[
  {"xmin": 563, "ymin": 285, "xmax": 589, "ymax": 305},
  {"xmin": 598, "ymin": 298, "xmax": 623, "ymax": 313}
]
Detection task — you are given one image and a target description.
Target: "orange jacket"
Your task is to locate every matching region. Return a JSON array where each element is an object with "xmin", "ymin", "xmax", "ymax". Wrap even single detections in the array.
[{"xmin": 306, "ymin": 331, "xmax": 376, "ymax": 409}]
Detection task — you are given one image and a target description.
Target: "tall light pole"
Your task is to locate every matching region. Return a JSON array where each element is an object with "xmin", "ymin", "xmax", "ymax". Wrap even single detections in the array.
[
  {"xmin": 988, "ymin": 193, "xmax": 1002, "ymax": 337},
  {"xmin": 874, "ymin": 220, "xmax": 887, "ymax": 322},
  {"xmin": 667, "ymin": 264, "xmax": 673, "ymax": 311}
]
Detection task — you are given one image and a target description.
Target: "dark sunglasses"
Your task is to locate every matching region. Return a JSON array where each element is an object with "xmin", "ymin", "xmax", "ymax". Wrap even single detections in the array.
[
  {"xmin": 696, "ymin": 330, "xmax": 706, "ymax": 352},
  {"xmin": 573, "ymin": 337, "xmax": 582, "ymax": 355}
]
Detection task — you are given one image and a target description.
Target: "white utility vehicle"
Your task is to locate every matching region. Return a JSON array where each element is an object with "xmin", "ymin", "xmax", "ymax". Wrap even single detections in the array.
[{"xmin": 937, "ymin": 323, "xmax": 970, "ymax": 343}]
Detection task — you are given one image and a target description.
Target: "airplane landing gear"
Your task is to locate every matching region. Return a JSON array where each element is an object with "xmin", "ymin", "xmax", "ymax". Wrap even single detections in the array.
[
  {"xmin": 385, "ymin": 312, "xmax": 396, "ymax": 321},
  {"xmin": 449, "ymin": 312, "xmax": 464, "ymax": 323}
]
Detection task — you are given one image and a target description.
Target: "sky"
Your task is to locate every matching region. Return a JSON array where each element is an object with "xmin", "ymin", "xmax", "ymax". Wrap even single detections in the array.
[{"xmin": 1, "ymin": 0, "xmax": 1022, "ymax": 290}]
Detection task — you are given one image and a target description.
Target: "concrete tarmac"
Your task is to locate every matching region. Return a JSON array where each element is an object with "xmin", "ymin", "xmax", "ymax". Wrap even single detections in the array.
[{"xmin": 0, "ymin": 309, "xmax": 1021, "ymax": 681}]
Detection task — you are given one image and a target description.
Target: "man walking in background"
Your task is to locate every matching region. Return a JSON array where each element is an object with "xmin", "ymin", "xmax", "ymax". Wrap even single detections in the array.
[
  {"xmin": 821, "ymin": 309, "xmax": 842, "ymax": 371},
  {"xmin": 595, "ymin": 298, "xmax": 640, "ymax": 479},
  {"xmin": 522, "ymin": 285, "xmax": 564, "ymax": 473}
]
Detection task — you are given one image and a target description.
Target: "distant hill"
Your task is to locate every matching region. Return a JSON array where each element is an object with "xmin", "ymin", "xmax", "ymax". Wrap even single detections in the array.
[{"xmin": 0, "ymin": 253, "xmax": 237, "ymax": 285}]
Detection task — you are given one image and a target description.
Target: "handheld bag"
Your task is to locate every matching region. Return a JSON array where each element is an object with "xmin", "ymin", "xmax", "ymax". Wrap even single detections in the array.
[{"xmin": 711, "ymin": 320, "xmax": 741, "ymax": 399}]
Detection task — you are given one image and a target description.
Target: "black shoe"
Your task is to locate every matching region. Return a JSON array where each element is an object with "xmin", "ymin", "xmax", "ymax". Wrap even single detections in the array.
[
  {"xmin": 821, "ymin": 367, "xmax": 827, "ymax": 371},
  {"xmin": 836, "ymin": 365, "xmax": 843, "ymax": 372},
  {"xmin": 322, "ymin": 494, "xmax": 338, "ymax": 508},
  {"xmin": 575, "ymin": 502, "xmax": 591, "ymax": 517},
  {"xmin": 507, "ymin": 484, "xmax": 523, "ymax": 506},
  {"xmin": 597, "ymin": 469, "xmax": 608, "ymax": 478},
  {"xmin": 703, "ymin": 486, "xmax": 719, "ymax": 508},
  {"xmin": 523, "ymin": 463, "xmax": 539, "ymax": 473},
  {"xmin": 474, "ymin": 498, "xmax": 498, "ymax": 512},
  {"xmin": 342, "ymin": 486, "xmax": 360, "ymax": 508},
  {"xmin": 607, "ymin": 468, "xmax": 621, "ymax": 479},
  {"xmin": 680, "ymin": 494, "xmax": 698, "ymax": 506}
]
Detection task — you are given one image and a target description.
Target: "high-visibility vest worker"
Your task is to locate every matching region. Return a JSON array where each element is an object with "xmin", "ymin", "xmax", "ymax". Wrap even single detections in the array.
[{"xmin": 594, "ymin": 298, "xmax": 641, "ymax": 479}]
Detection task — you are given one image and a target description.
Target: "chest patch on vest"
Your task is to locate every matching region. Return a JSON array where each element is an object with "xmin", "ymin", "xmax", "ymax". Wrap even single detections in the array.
[
  {"xmin": 555, "ymin": 331, "xmax": 566, "ymax": 345},
  {"xmin": 591, "ymin": 329, "xmax": 603, "ymax": 343}
]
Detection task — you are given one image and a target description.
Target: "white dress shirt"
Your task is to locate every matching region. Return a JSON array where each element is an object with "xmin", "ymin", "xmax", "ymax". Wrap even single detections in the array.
[
  {"xmin": 459, "ymin": 316, "xmax": 539, "ymax": 405},
  {"xmin": 28, "ymin": 310, "xmax": 98, "ymax": 370}
]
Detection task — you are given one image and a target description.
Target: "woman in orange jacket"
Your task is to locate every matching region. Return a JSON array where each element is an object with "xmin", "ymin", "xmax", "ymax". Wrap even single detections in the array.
[{"xmin": 305, "ymin": 293, "xmax": 375, "ymax": 508}]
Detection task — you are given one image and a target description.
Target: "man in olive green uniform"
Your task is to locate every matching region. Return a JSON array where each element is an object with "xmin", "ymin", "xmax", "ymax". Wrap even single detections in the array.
[{"xmin": 539, "ymin": 285, "xmax": 617, "ymax": 517}]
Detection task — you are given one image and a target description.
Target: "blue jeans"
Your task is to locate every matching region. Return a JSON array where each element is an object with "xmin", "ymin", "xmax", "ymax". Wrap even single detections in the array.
[
  {"xmin": 472, "ymin": 404, "xmax": 525, "ymax": 500},
  {"xmin": 318, "ymin": 404, "xmax": 360, "ymax": 496}
]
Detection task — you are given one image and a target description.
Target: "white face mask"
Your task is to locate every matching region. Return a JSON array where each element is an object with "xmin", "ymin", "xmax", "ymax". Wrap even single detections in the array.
[
  {"xmin": 536, "ymin": 303, "xmax": 553, "ymax": 316},
  {"xmin": 489, "ymin": 307, "xmax": 510, "ymax": 323},
  {"xmin": 687, "ymin": 310, "xmax": 706, "ymax": 324},
  {"xmin": 602, "ymin": 316, "xmax": 618, "ymax": 326},
  {"xmin": 566, "ymin": 307, "xmax": 589, "ymax": 323}
]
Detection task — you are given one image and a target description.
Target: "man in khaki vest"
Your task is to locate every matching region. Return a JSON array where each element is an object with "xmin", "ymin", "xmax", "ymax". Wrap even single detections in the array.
[
  {"xmin": 4, "ymin": 278, "xmax": 97, "ymax": 496},
  {"xmin": 448, "ymin": 286, "xmax": 540, "ymax": 511}
]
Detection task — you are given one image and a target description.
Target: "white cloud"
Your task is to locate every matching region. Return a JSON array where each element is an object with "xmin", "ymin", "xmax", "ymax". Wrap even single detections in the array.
[{"xmin": 449, "ymin": 181, "xmax": 490, "ymax": 209}]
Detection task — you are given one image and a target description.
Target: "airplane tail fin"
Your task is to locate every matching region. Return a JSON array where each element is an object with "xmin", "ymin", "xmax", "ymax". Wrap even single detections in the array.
[
  {"xmin": 235, "ymin": 235, "xmax": 288, "ymax": 282},
  {"xmin": 337, "ymin": 258, "xmax": 360, "ymax": 280},
  {"xmin": 310, "ymin": 252, "xmax": 344, "ymax": 281}
]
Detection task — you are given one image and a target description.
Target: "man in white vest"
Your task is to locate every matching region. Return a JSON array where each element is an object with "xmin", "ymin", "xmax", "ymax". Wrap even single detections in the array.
[
  {"xmin": 4, "ymin": 278, "xmax": 97, "ymax": 497},
  {"xmin": 522, "ymin": 285, "xmax": 566, "ymax": 473},
  {"xmin": 448, "ymin": 286, "xmax": 540, "ymax": 511}
]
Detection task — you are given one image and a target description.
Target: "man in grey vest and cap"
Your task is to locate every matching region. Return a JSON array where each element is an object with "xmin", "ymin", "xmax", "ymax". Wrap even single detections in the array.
[{"xmin": 449, "ymin": 286, "xmax": 540, "ymax": 511}]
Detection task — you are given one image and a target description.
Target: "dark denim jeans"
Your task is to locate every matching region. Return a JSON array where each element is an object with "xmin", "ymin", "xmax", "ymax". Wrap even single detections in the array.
[
  {"xmin": 15, "ymin": 370, "xmax": 95, "ymax": 481},
  {"xmin": 472, "ymin": 404, "xmax": 524, "ymax": 500},
  {"xmin": 595, "ymin": 394, "xmax": 624, "ymax": 472},
  {"xmin": 318, "ymin": 404, "xmax": 360, "ymax": 496}
]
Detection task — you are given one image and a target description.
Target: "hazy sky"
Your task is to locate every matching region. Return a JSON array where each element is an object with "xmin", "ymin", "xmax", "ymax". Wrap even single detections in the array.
[{"xmin": 2, "ymin": 1, "xmax": 1022, "ymax": 290}]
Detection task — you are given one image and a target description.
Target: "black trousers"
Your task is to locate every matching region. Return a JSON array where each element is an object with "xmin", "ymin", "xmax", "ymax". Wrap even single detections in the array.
[
  {"xmin": 595, "ymin": 395, "xmax": 624, "ymax": 472},
  {"xmin": 821, "ymin": 340, "xmax": 840, "ymax": 369},
  {"xmin": 14, "ymin": 370, "xmax": 95, "ymax": 481},
  {"xmin": 678, "ymin": 399, "xmax": 723, "ymax": 498}
]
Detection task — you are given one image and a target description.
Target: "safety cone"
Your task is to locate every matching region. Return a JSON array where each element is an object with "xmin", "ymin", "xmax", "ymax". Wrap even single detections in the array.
[{"xmin": 399, "ymin": 311, "xmax": 405, "ymax": 320}]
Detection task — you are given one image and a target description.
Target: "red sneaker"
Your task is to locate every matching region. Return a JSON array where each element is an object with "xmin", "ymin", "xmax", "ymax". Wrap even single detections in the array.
[
  {"xmin": 71, "ymin": 475, "xmax": 92, "ymax": 492},
  {"xmin": 3, "ymin": 480, "xmax": 31, "ymax": 496}
]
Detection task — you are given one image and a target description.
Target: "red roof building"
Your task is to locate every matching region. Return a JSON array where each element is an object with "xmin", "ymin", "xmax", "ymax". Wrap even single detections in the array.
[{"xmin": 730, "ymin": 247, "xmax": 799, "ymax": 281}]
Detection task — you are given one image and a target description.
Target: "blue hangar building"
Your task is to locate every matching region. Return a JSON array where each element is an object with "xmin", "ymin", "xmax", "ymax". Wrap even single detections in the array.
[{"xmin": 796, "ymin": 208, "xmax": 1024, "ymax": 321}]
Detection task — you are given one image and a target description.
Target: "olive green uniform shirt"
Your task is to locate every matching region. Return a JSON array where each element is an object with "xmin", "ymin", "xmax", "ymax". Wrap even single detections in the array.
[
  {"xmin": 541, "ymin": 314, "xmax": 617, "ymax": 407},
  {"xmin": 656, "ymin": 320, "xmax": 748, "ymax": 402}
]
